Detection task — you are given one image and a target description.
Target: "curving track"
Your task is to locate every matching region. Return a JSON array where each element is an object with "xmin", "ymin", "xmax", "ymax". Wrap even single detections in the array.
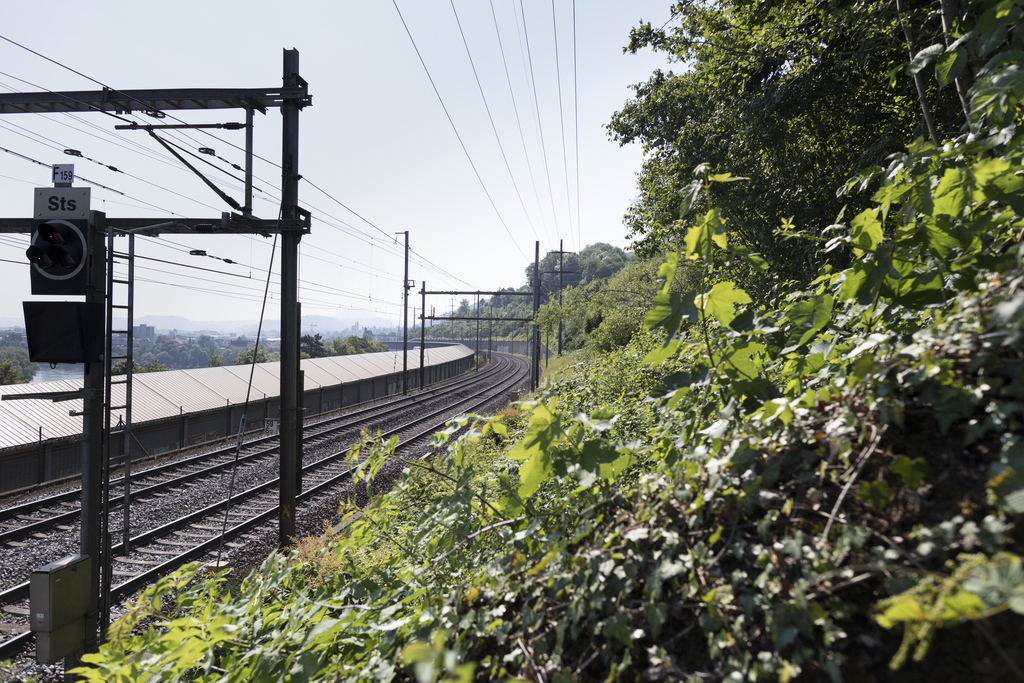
[{"xmin": 0, "ymin": 352, "xmax": 530, "ymax": 664}]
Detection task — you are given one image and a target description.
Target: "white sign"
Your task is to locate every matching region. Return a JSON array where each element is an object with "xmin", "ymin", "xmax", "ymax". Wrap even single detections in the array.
[
  {"xmin": 52, "ymin": 164, "xmax": 74, "ymax": 185},
  {"xmin": 34, "ymin": 187, "xmax": 90, "ymax": 220}
]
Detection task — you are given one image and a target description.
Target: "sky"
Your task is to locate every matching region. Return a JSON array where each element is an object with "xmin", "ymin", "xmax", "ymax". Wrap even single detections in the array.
[{"xmin": 0, "ymin": 0, "xmax": 672, "ymax": 328}]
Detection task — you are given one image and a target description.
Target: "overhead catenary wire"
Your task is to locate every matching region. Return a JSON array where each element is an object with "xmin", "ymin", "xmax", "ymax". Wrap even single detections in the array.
[
  {"xmin": 550, "ymin": 0, "xmax": 576, "ymax": 252},
  {"xmin": 391, "ymin": 0, "xmax": 529, "ymax": 262},
  {"xmin": 572, "ymin": 0, "xmax": 580, "ymax": 253},
  {"xmin": 0, "ymin": 32, "xmax": 545, "ymax": 318},
  {"xmin": 0, "ymin": 72, "xmax": 254, "ymax": 189},
  {"xmin": 516, "ymin": 0, "xmax": 562, "ymax": 244},
  {"xmin": 214, "ymin": 230, "xmax": 277, "ymax": 569},
  {"xmin": 488, "ymin": 0, "xmax": 552, "ymax": 245},
  {"xmin": 448, "ymin": 0, "xmax": 542, "ymax": 244},
  {"xmin": 0, "ymin": 56, "xmax": 481, "ymax": 297}
]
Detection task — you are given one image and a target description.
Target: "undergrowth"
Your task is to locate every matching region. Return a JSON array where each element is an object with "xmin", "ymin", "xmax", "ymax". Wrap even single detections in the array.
[{"xmin": 72, "ymin": 8, "xmax": 1024, "ymax": 682}]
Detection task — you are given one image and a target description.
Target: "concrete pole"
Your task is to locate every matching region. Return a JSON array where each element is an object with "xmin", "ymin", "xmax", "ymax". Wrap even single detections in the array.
[
  {"xmin": 558, "ymin": 239, "xmax": 563, "ymax": 356},
  {"xmin": 420, "ymin": 282, "xmax": 426, "ymax": 389},
  {"xmin": 69, "ymin": 212, "xmax": 106, "ymax": 680},
  {"xmin": 401, "ymin": 231, "xmax": 409, "ymax": 395},
  {"xmin": 244, "ymin": 107, "xmax": 254, "ymax": 216},
  {"xmin": 532, "ymin": 241, "xmax": 540, "ymax": 390},
  {"xmin": 279, "ymin": 49, "xmax": 302, "ymax": 547}
]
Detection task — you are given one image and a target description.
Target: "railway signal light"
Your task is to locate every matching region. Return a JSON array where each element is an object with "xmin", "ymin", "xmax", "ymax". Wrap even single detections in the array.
[{"xmin": 26, "ymin": 218, "xmax": 89, "ymax": 295}]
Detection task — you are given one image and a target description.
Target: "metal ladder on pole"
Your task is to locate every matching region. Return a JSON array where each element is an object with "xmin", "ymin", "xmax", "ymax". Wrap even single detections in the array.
[{"xmin": 100, "ymin": 228, "xmax": 134, "ymax": 630}]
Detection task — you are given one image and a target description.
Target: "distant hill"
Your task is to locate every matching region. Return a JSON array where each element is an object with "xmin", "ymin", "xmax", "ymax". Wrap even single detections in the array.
[
  {"xmin": 0, "ymin": 312, "xmax": 398, "ymax": 336},
  {"xmin": 130, "ymin": 312, "xmax": 398, "ymax": 336}
]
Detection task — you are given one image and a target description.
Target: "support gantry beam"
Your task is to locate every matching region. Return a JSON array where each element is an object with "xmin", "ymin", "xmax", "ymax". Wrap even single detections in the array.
[
  {"xmin": 0, "ymin": 51, "xmax": 312, "ymax": 667},
  {"xmin": 0, "ymin": 87, "xmax": 309, "ymax": 115}
]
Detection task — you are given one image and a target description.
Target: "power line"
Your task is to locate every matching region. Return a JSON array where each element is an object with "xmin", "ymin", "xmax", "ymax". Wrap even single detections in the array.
[
  {"xmin": 302, "ymin": 164, "xmax": 479, "ymax": 289},
  {"xmin": 0, "ymin": 38, "xmax": 282, "ymax": 212},
  {"xmin": 516, "ymin": 0, "xmax": 561, "ymax": 244},
  {"xmin": 449, "ymin": 0, "xmax": 541, "ymax": 243},
  {"xmin": 551, "ymin": 0, "xmax": 576, "ymax": 252},
  {"xmin": 573, "ymin": 0, "xmax": 580, "ymax": 253},
  {"xmin": 391, "ymin": 0, "xmax": 528, "ymax": 261},
  {"xmin": 0, "ymin": 63, "xmax": 476, "ymax": 295},
  {"xmin": 0, "ymin": 40, "xmax": 503, "ymax": 302},
  {"xmin": 489, "ymin": 0, "xmax": 551, "ymax": 246}
]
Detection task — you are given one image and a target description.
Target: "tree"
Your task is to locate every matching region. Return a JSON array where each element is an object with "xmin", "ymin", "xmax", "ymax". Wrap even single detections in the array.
[
  {"xmin": 111, "ymin": 359, "xmax": 142, "ymax": 375},
  {"xmin": 0, "ymin": 360, "xmax": 23, "ymax": 385},
  {"xmin": 608, "ymin": 0, "xmax": 965, "ymax": 286},
  {"xmin": 208, "ymin": 352, "xmax": 225, "ymax": 367},
  {"xmin": 541, "ymin": 255, "xmax": 688, "ymax": 353},
  {"xmin": 196, "ymin": 335, "xmax": 216, "ymax": 355},
  {"xmin": 142, "ymin": 361, "xmax": 170, "ymax": 373},
  {"xmin": 577, "ymin": 243, "xmax": 631, "ymax": 284},
  {"xmin": 0, "ymin": 347, "xmax": 38, "ymax": 382},
  {"xmin": 300, "ymin": 333, "xmax": 327, "ymax": 358},
  {"xmin": 328, "ymin": 335, "xmax": 387, "ymax": 356},
  {"xmin": 235, "ymin": 347, "xmax": 269, "ymax": 365}
]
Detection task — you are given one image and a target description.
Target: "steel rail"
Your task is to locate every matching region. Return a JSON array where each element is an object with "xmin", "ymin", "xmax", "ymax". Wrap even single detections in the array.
[
  {"xmin": 0, "ymin": 358, "xmax": 505, "ymax": 543},
  {"xmin": 0, "ymin": 354, "xmax": 528, "ymax": 662}
]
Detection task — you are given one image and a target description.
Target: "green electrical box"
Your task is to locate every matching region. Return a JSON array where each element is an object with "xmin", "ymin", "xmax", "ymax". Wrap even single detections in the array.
[{"xmin": 30, "ymin": 554, "xmax": 90, "ymax": 664}]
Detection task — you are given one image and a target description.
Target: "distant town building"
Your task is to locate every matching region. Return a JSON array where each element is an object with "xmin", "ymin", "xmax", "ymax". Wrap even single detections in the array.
[{"xmin": 134, "ymin": 324, "xmax": 156, "ymax": 340}]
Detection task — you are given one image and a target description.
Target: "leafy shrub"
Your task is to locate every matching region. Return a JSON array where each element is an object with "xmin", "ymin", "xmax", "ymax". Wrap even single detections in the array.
[{"xmin": 74, "ymin": 6, "xmax": 1024, "ymax": 682}]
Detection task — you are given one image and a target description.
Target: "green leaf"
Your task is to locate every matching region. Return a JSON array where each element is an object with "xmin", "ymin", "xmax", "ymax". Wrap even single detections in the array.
[
  {"xmin": 979, "ymin": 26, "xmax": 1008, "ymax": 59},
  {"xmin": 726, "ymin": 242, "xmax": 768, "ymax": 272},
  {"xmin": 876, "ymin": 597, "xmax": 926, "ymax": 628},
  {"xmin": 935, "ymin": 49, "xmax": 967, "ymax": 88},
  {"xmin": 697, "ymin": 281, "xmax": 751, "ymax": 326},
  {"xmin": 981, "ymin": 171, "xmax": 1024, "ymax": 214},
  {"xmin": 721, "ymin": 341, "xmax": 765, "ymax": 378},
  {"xmin": 939, "ymin": 591, "xmax": 987, "ymax": 622},
  {"xmin": 850, "ymin": 208, "xmax": 883, "ymax": 255},
  {"xmin": 932, "ymin": 167, "xmax": 972, "ymax": 217},
  {"xmin": 518, "ymin": 446, "xmax": 553, "ymax": 499},
  {"xmin": 644, "ymin": 603, "xmax": 668, "ymax": 639},
  {"xmin": 924, "ymin": 215, "xmax": 965, "ymax": 258},
  {"xmin": 856, "ymin": 480, "xmax": 891, "ymax": 511},
  {"xmin": 678, "ymin": 180, "xmax": 703, "ymax": 219},
  {"xmin": 508, "ymin": 405, "xmax": 558, "ymax": 462},
  {"xmin": 891, "ymin": 456, "xmax": 931, "ymax": 489},
  {"xmin": 599, "ymin": 452, "xmax": 633, "ymax": 482},
  {"xmin": 685, "ymin": 209, "xmax": 726, "ymax": 261},
  {"xmin": 655, "ymin": 252, "xmax": 678, "ymax": 297},
  {"xmin": 908, "ymin": 44, "xmax": 945, "ymax": 76},
  {"xmin": 839, "ymin": 250, "xmax": 898, "ymax": 304},
  {"xmin": 785, "ymin": 294, "xmax": 834, "ymax": 347},
  {"xmin": 707, "ymin": 172, "xmax": 747, "ymax": 183}
]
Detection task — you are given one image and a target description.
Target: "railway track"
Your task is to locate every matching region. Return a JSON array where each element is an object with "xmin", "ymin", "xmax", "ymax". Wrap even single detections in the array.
[
  {"xmin": 0, "ymin": 353, "xmax": 529, "ymax": 663},
  {"xmin": 0, "ymin": 353, "xmax": 517, "ymax": 543}
]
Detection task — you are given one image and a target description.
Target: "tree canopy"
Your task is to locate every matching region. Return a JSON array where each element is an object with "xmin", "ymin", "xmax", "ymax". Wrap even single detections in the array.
[
  {"xmin": 609, "ymin": 0, "xmax": 967, "ymax": 285},
  {"xmin": 68, "ymin": 1, "xmax": 1024, "ymax": 680},
  {"xmin": 0, "ymin": 346, "xmax": 37, "ymax": 383},
  {"xmin": 0, "ymin": 360, "xmax": 24, "ymax": 385}
]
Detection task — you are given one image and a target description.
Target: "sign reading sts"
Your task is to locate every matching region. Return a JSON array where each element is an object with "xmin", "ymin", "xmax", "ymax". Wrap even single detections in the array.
[{"xmin": 34, "ymin": 187, "xmax": 90, "ymax": 220}]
